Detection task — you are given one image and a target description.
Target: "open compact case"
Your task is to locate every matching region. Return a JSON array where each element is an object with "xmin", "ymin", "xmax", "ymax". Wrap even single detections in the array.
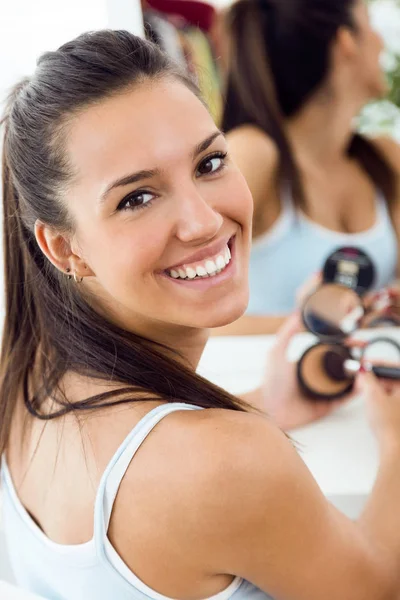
[
  {"xmin": 298, "ymin": 283, "xmax": 400, "ymax": 400},
  {"xmin": 297, "ymin": 247, "xmax": 400, "ymax": 401},
  {"xmin": 322, "ymin": 246, "xmax": 400, "ymax": 328}
]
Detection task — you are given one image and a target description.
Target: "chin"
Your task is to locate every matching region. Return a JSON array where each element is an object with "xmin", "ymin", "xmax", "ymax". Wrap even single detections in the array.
[
  {"xmin": 368, "ymin": 75, "xmax": 389, "ymax": 100},
  {"xmin": 201, "ymin": 294, "xmax": 249, "ymax": 329}
]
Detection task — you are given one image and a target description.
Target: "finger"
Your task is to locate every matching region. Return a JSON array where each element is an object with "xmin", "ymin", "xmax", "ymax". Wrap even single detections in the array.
[
  {"xmin": 354, "ymin": 363, "xmax": 400, "ymax": 395},
  {"xmin": 386, "ymin": 286, "xmax": 400, "ymax": 298},
  {"xmin": 273, "ymin": 312, "xmax": 303, "ymax": 353},
  {"xmin": 381, "ymin": 381, "xmax": 397, "ymax": 395},
  {"xmin": 357, "ymin": 369, "xmax": 381, "ymax": 398}
]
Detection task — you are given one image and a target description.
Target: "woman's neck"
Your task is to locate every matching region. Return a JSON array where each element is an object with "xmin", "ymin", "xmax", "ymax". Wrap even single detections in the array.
[
  {"xmin": 157, "ymin": 327, "xmax": 209, "ymax": 371},
  {"xmin": 96, "ymin": 299, "xmax": 210, "ymax": 371},
  {"xmin": 286, "ymin": 91, "xmax": 365, "ymax": 170},
  {"xmin": 132, "ymin": 318, "xmax": 209, "ymax": 371}
]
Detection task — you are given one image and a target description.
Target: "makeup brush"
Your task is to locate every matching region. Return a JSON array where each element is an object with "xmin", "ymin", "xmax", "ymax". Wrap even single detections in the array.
[{"xmin": 324, "ymin": 350, "xmax": 400, "ymax": 381}]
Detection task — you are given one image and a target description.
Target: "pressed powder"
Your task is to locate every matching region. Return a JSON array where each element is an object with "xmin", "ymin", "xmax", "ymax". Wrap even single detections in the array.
[{"xmin": 297, "ymin": 344, "xmax": 354, "ymax": 400}]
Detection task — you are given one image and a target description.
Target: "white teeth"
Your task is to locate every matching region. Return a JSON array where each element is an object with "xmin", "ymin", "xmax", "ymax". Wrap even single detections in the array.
[
  {"xmin": 205, "ymin": 260, "xmax": 217, "ymax": 274},
  {"xmin": 168, "ymin": 243, "xmax": 232, "ymax": 280},
  {"xmin": 196, "ymin": 265, "xmax": 208, "ymax": 277},
  {"xmin": 216, "ymin": 255, "xmax": 225, "ymax": 270}
]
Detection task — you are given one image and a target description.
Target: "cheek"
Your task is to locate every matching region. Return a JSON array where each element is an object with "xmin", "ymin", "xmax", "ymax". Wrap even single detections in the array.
[
  {"xmin": 366, "ymin": 31, "xmax": 384, "ymax": 68},
  {"xmin": 219, "ymin": 170, "xmax": 254, "ymax": 223},
  {"xmin": 80, "ymin": 219, "xmax": 166, "ymax": 287}
]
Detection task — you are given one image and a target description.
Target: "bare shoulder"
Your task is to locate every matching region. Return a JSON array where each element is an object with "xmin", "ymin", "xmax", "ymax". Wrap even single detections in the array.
[
  {"xmin": 369, "ymin": 135, "xmax": 400, "ymax": 174},
  {"xmin": 111, "ymin": 406, "xmax": 395, "ymax": 599},
  {"xmin": 227, "ymin": 125, "xmax": 278, "ymax": 163},
  {"xmin": 226, "ymin": 125, "xmax": 279, "ymax": 215},
  {"xmin": 143, "ymin": 407, "xmax": 305, "ymax": 522},
  {"xmin": 117, "ymin": 405, "xmax": 295, "ymax": 519},
  {"xmin": 152, "ymin": 409, "xmax": 395, "ymax": 600}
]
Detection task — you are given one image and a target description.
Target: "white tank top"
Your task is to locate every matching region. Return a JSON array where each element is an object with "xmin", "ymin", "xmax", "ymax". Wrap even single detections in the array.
[
  {"xmin": 1, "ymin": 403, "xmax": 273, "ymax": 600},
  {"xmin": 247, "ymin": 190, "xmax": 398, "ymax": 315}
]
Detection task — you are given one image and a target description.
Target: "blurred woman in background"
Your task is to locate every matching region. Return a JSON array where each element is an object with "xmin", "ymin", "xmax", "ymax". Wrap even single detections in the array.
[{"xmin": 217, "ymin": 0, "xmax": 400, "ymax": 335}]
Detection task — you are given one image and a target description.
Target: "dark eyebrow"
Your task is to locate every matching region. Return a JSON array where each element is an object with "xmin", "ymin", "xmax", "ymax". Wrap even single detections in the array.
[
  {"xmin": 99, "ymin": 169, "xmax": 160, "ymax": 204},
  {"xmin": 193, "ymin": 131, "xmax": 224, "ymax": 159},
  {"xmin": 99, "ymin": 131, "xmax": 224, "ymax": 204}
]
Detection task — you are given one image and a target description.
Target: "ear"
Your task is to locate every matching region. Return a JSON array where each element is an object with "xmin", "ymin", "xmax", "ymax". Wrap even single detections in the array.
[
  {"xmin": 334, "ymin": 26, "xmax": 358, "ymax": 63},
  {"xmin": 34, "ymin": 220, "xmax": 95, "ymax": 278}
]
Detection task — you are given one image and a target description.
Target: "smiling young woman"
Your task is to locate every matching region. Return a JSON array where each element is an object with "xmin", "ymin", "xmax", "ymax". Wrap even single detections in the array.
[{"xmin": 2, "ymin": 29, "xmax": 400, "ymax": 600}]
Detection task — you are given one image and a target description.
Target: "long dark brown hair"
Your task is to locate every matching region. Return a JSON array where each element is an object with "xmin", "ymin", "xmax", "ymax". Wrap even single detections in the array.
[
  {"xmin": 222, "ymin": 0, "xmax": 396, "ymax": 207},
  {"xmin": 0, "ymin": 30, "xmax": 247, "ymax": 457}
]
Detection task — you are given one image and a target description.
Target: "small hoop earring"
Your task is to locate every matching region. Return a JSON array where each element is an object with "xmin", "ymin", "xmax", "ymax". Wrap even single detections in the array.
[{"xmin": 73, "ymin": 272, "xmax": 84, "ymax": 284}]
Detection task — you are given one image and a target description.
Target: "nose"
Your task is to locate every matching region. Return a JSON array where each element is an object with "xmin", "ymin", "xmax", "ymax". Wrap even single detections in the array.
[{"xmin": 173, "ymin": 185, "xmax": 224, "ymax": 244}]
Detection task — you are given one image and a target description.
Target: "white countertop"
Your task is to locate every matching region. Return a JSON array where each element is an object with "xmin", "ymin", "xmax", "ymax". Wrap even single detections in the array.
[{"xmin": 198, "ymin": 328, "xmax": 400, "ymax": 516}]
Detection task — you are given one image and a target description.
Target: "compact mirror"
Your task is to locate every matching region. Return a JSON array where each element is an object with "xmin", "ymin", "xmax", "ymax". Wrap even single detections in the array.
[
  {"xmin": 302, "ymin": 283, "xmax": 364, "ymax": 341},
  {"xmin": 361, "ymin": 337, "xmax": 400, "ymax": 364}
]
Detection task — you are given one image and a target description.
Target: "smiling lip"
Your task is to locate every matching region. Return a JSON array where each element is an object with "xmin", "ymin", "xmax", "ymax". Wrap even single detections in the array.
[
  {"xmin": 165, "ymin": 235, "xmax": 234, "ymax": 271},
  {"xmin": 160, "ymin": 236, "xmax": 237, "ymax": 290}
]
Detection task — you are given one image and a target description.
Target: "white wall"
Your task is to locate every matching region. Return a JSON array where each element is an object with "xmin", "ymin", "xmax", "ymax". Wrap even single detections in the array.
[
  {"xmin": 0, "ymin": 0, "xmax": 143, "ymax": 110},
  {"xmin": 107, "ymin": 0, "xmax": 144, "ymax": 35}
]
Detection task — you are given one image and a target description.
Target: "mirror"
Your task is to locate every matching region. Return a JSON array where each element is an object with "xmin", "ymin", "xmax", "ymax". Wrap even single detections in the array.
[
  {"xmin": 302, "ymin": 283, "xmax": 364, "ymax": 340},
  {"xmin": 361, "ymin": 337, "xmax": 400, "ymax": 364}
]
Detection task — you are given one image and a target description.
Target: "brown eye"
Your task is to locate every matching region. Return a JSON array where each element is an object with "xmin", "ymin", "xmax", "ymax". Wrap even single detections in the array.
[
  {"xmin": 117, "ymin": 191, "xmax": 154, "ymax": 211},
  {"xmin": 196, "ymin": 153, "xmax": 227, "ymax": 177}
]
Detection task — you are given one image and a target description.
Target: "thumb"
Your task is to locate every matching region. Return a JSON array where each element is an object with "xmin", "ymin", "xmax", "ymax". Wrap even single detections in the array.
[
  {"xmin": 357, "ymin": 368, "xmax": 381, "ymax": 399},
  {"xmin": 273, "ymin": 312, "xmax": 303, "ymax": 354}
]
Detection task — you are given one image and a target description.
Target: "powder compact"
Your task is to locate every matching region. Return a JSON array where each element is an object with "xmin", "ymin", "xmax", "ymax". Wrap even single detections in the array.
[
  {"xmin": 297, "ymin": 247, "xmax": 400, "ymax": 400},
  {"xmin": 323, "ymin": 246, "xmax": 375, "ymax": 295}
]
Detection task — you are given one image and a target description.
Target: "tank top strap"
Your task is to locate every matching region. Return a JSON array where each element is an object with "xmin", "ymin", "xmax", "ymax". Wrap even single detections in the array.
[
  {"xmin": 376, "ymin": 189, "xmax": 391, "ymax": 221},
  {"xmin": 93, "ymin": 402, "xmax": 202, "ymax": 552}
]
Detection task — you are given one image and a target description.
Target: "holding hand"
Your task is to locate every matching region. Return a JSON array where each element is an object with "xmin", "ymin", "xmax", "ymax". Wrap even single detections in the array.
[
  {"xmin": 359, "ymin": 368, "xmax": 400, "ymax": 454},
  {"xmin": 246, "ymin": 313, "xmax": 355, "ymax": 431}
]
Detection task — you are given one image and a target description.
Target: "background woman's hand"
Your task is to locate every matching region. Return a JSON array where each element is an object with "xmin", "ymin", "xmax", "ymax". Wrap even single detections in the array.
[
  {"xmin": 358, "ymin": 368, "xmax": 400, "ymax": 454},
  {"xmin": 257, "ymin": 313, "xmax": 354, "ymax": 431}
]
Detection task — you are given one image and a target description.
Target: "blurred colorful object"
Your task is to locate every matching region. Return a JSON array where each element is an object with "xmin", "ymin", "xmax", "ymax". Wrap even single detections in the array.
[
  {"xmin": 144, "ymin": 0, "xmax": 215, "ymax": 31},
  {"xmin": 358, "ymin": 0, "xmax": 400, "ymax": 140}
]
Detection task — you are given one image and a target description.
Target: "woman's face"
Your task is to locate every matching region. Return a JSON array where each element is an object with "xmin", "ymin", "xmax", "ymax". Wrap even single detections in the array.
[
  {"xmin": 351, "ymin": 0, "xmax": 387, "ymax": 100},
  {"xmin": 63, "ymin": 79, "xmax": 253, "ymax": 337}
]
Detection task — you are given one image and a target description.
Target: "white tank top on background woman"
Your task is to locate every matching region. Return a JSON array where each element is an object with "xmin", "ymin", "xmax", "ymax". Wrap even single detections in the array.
[{"xmin": 247, "ymin": 190, "xmax": 398, "ymax": 315}]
